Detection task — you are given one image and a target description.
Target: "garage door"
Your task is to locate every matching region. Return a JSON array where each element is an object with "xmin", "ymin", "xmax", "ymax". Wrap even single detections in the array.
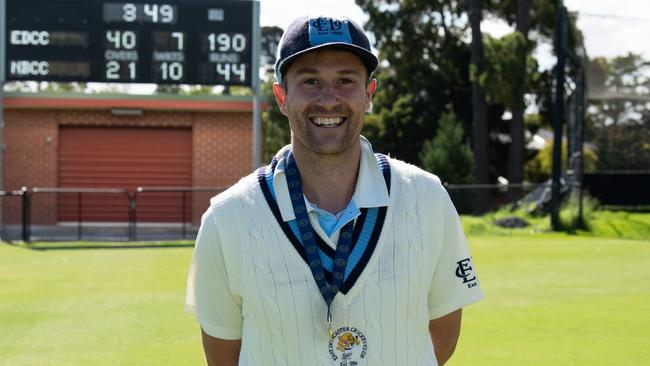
[{"xmin": 58, "ymin": 126, "xmax": 192, "ymax": 222}]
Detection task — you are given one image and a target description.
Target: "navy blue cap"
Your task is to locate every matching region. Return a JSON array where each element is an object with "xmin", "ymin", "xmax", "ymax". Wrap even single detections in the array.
[{"xmin": 275, "ymin": 15, "xmax": 378, "ymax": 83}]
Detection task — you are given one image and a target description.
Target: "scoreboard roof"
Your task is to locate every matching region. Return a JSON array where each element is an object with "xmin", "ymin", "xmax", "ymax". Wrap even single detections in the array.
[{"xmin": 2, "ymin": 91, "xmax": 257, "ymax": 111}]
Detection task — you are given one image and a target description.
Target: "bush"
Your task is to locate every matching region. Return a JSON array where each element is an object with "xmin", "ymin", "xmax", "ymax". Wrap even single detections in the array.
[
  {"xmin": 524, "ymin": 140, "xmax": 598, "ymax": 183},
  {"xmin": 420, "ymin": 112, "xmax": 475, "ymax": 212},
  {"xmin": 559, "ymin": 192, "xmax": 599, "ymax": 232}
]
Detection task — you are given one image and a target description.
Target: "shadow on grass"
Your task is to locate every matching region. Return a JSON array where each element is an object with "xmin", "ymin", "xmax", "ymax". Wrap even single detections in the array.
[{"xmin": 4, "ymin": 241, "xmax": 194, "ymax": 251}]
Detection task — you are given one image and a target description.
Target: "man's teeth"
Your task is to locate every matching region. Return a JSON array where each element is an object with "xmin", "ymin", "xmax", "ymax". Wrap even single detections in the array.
[{"xmin": 312, "ymin": 117, "xmax": 344, "ymax": 126}]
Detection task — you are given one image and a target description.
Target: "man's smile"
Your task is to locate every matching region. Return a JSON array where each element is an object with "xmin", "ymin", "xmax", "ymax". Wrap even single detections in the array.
[{"xmin": 309, "ymin": 116, "xmax": 347, "ymax": 128}]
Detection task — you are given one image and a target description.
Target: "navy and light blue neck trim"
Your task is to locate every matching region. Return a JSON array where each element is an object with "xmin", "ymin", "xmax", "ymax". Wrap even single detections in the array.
[{"xmin": 257, "ymin": 151, "xmax": 391, "ymax": 294}]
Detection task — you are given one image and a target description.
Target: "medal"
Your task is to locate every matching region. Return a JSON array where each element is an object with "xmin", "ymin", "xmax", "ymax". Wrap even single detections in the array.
[
  {"xmin": 327, "ymin": 310, "xmax": 334, "ymax": 341},
  {"xmin": 284, "ymin": 151, "xmax": 356, "ymax": 338},
  {"xmin": 258, "ymin": 147, "xmax": 392, "ymax": 363}
]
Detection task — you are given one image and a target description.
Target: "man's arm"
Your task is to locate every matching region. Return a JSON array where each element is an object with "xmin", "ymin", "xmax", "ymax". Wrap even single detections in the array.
[
  {"xmin": 201, "ymin": 328, "xmax": 241, "ymax": 366},
  {"xmin": 429, "ymin": 308, "xmax": 462, "ymax": 365}
]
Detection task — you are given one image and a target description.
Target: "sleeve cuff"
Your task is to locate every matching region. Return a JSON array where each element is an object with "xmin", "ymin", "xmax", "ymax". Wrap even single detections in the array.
[
  {"xmin": 428, "ymin": 290, "xmax": 484, "ymax": 320},
  {"xmin": 186, "ymin": 303, "xmax": 242, "ymax": 340},
  {"xmin": 199, "ymin": 320, "xmax": 243, "ymax": 340}
]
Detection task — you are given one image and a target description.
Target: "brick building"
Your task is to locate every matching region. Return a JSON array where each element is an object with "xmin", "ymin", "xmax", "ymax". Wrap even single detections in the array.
[{"xmin": 2, "ymin": 92, "xmax": 255, "ymax": 226}]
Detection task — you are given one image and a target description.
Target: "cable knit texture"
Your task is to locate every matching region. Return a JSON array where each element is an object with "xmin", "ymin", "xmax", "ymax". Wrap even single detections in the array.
[{"xmin": 186, "ymin": 157, "xmax": 484, "ymax": 366}]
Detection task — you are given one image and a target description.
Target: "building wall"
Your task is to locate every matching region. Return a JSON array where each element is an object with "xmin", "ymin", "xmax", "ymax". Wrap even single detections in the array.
[
  {"xmin": 193, "ymin": 112, "xmax": 252, "ymax": 224},
  {"xmin": 4, "ymin": 110, "xmax": 58, "ymax": 225},
  {"xmin": 3, "ymin": 108, "xmax": 252, "ymax": 225}
]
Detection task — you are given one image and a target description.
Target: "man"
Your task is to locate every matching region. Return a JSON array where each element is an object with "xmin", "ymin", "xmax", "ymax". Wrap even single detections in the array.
[{"xmin": 186, "ymin": 15, "xmax": 483, "ymax": 366}]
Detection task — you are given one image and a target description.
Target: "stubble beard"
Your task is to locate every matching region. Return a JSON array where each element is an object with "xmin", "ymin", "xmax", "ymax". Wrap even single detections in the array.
[{"xmin": 289, "ymin": 104, "xmax": 363, "ymax": 158}]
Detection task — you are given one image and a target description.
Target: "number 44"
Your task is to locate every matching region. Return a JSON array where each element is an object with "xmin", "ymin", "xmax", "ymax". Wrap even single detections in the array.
[{"xmin": 216, "ymin": 63, "xmax": 246, "ymax": 82}]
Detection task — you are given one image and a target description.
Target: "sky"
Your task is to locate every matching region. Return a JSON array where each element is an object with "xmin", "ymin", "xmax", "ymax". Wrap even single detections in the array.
[{"xmin": 260, "ymin": 0, "xmax": 650, "ymax": 60}]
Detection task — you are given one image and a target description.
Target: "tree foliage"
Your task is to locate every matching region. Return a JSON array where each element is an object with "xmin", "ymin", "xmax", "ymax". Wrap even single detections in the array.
[
  {"xmin": 259, "ymin": 27, "xmax": 291, "ymax": 162},
  {"xmin": 356, "ymin": 0, "xmax": 589, "ymax": 187},
  {"xmin": 42, "ymin": 82, "xmax": 88, "ymax": 93},
  {"xmin": 477, "ymin": 32, "xmax": 531, "ymax": 107},
  {"xmin": 468, "ymin": 0, "xmax": 491, "ymax": 214},
  {"xmin": 524, "ymin": 140, "xmax": 598, "ymax": 182},
  {"xmin": 420, "ymin": 112, "xmax": 474, "ymax": 212},
  {"xmin": 260, "ymin": 26, "xmax": 284, "ymax": 74},
  {"xmin": 485, "ymin": 0, "xmax": 556, "ymax": 39},
  {"xmin": 420, "ymin": 112, "xmax": 474, "ymax": 185},
  {"xmin": 356, "ymin": 0, "xmax": 473, "ymax": 165},
  {"xmin": 261, "ymin": 72, "xmax": 290, "ymax": 163},
  {"xmin": 154, "ymin": 84, "xmax": 216, "ymax": 95},
  {"xmin": 586, "ymin": 53, "xmax": 650, "ymax": 171}
]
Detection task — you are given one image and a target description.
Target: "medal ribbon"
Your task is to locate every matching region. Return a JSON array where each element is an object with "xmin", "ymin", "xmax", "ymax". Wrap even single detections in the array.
[{"xmin": 284, "ymin": 151, "xmax": 355, "ymax": 334}]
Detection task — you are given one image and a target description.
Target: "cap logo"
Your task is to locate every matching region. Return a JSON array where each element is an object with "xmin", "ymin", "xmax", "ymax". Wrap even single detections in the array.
[{"xmin": 308, "ymin": 17, "xmax": 352, "ymax": 46}]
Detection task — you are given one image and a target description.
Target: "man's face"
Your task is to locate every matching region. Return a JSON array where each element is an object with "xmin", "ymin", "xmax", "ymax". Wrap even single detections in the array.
[{"xmin": 273, "ymin": 49, "xmax": 376, "ymax": 157}]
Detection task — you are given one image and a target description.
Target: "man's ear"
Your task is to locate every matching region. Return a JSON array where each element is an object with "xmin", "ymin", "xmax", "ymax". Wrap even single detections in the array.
[
  {"xmin": 365, "ymin": 78, "xmax": 377, "ymax": 112},
  {"xmin": 273, "ymin": 82, "xmax": 289, "ymax": 116}
]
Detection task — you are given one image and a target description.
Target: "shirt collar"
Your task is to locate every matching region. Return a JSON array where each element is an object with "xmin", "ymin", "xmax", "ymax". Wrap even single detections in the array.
[{"xmin": 272, "ymin": 136, "xmax": 390, "ymax": 222}]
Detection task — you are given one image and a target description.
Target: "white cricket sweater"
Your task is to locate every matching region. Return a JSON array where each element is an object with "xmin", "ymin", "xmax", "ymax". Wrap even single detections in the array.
[{"xmin": 186, "ymin": 157, "xmax": 484, "ymax": 366}]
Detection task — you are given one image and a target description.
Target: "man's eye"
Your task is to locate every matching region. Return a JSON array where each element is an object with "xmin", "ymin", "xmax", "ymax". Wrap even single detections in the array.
[
  {"xmin": 303, "ymin": 78, "xmax": 318, "ymax": 85},
  {"xmin": 340, "ymin": 78, "xmax": 355, "ymax": 84}
]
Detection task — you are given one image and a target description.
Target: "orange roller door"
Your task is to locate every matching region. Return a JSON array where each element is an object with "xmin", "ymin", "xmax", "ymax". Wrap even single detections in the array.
[{"xmin": 58, "ymin": 126, "xmax": 192, "ymax": 222}]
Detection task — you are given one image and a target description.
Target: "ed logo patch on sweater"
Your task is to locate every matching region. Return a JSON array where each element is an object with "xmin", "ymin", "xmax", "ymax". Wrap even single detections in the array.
[{"xmin": 455, "ymin": 257, "xmax": 478, "ymax": 288}]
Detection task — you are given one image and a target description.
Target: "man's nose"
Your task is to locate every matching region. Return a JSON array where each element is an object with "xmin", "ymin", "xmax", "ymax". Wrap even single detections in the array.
[{"xmin": 317, "ymin": 83, "xmax": 339, "ymax": 108}]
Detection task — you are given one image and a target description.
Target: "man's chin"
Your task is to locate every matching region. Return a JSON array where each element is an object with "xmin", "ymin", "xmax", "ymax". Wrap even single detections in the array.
[{"xmin": 304, "ymin": 138, "xmax": 359, "ymax": 156}]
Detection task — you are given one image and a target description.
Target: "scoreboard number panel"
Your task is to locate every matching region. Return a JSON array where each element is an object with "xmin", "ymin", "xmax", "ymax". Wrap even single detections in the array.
[
  {"xmin": 103, "ymin": 3, "xmax": 178, "ymax": 24},
  {"xmin": 5, "ymin": 0, "xmax": 255, "ymax": 86}
]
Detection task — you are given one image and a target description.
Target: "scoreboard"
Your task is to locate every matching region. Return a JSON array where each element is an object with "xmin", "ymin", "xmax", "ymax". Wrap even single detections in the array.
[{"xmin": 4, "ymin": 0, "xmax": 256, "ymax": 86}]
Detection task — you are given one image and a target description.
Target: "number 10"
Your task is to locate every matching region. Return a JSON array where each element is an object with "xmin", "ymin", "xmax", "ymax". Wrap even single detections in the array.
[{"xmin": 160, "ymin": 62, "xmax": 183, "ymax": 81}]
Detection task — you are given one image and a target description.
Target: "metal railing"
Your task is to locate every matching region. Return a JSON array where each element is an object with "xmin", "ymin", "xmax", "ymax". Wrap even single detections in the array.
[
  {"xmin": 4, "ymin": 180, "xmax": 591, "ymax": 241},
  {"xmin": 133, "ymin": 187, "xmax": 225, "ymax": 240},
  {"xmin": 6, "ymin": 186, "xmax": 225, "ymax": 243},
  {"xmin": 0, "ymin": 187, "xmax": 28, "ymax": 241},
  {"xmin": 27, "ymin": 187, "xmax": 134, "ymax": 242},
  {"xmin": 443, "ymin": 182, "xmax": 549, "ymax": 215},
  {"xmin": 442, "ymin": 178, "xmax": 584, "ymax": 217}
]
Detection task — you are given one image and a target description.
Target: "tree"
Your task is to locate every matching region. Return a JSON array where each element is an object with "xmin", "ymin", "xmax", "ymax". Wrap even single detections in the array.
[
  {"xmin": 154, "ymin": 84, "xmax": 182, "ymax": 94},
  {"xmin": 420, "ymin": 112, "xmax": 474, "ymax": 212},
  {"xmin": 42, "ymin": 82, "xmax": 88, "ymax": 92},
  {"xmin": 260, "ymin": 26, "xmax": 284, "ymax": 74},
  {"xmin": 356, "ymin": 0, "xmax": 473, "ymax": 165},
  {"xmin": 507, "ymin": 0, "xmax": 531, "ymax": 188},
  {"xmin": 420, "ymin": 112, "xmax": 474, "ymax": 184},
  {"xmin": 479, "ymin": 1, "xmax": 587, "ymax": 186},
  {"xmin": 154, "ymin": 84, "xmax": 218, "ymax": 95},
  {"xmin": 261, "ymin": 72, "xmax": 290, "ymax": 163},
  {"xmin": 483, "ymin": 0, "xmax": 552, "ymax": 187},
  {"xmin": 586, "ymin": 53, "xmax": 650, "ymax": 171},
  {"xmin": 4, "ymin": 81, "xmax": 37, "ymax": 92},
  {"xmin": 469, "ymin": 0, "xmax": 491, "ymax": 214},
  {"xmin": 355, "ymin": 0, "xmax": 589, "ymax": 198},
  {"xmin": 260, "ymin": 26, "xmax": 290, "ymax": 162}
]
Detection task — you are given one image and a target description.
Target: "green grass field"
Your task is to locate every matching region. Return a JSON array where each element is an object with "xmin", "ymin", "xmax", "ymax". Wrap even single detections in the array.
[
  {"xmin": 448, "ymin": 234, "xmax": 650, "ymax": 366},
  {"xmin": 1, "ymin": 234, "xmax": 649, "ymax": 365}
]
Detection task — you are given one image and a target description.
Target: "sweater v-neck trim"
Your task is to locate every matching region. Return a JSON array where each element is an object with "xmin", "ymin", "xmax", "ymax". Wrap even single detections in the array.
[{"xmin": 257, "ymin": 153, "xmax": 391, "ymax": 296}]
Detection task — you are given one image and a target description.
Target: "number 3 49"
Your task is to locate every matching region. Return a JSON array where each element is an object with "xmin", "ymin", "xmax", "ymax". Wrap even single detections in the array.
[{"xmin": 122, "ymin": 3, "xmax": 175, "ymax": 23}]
